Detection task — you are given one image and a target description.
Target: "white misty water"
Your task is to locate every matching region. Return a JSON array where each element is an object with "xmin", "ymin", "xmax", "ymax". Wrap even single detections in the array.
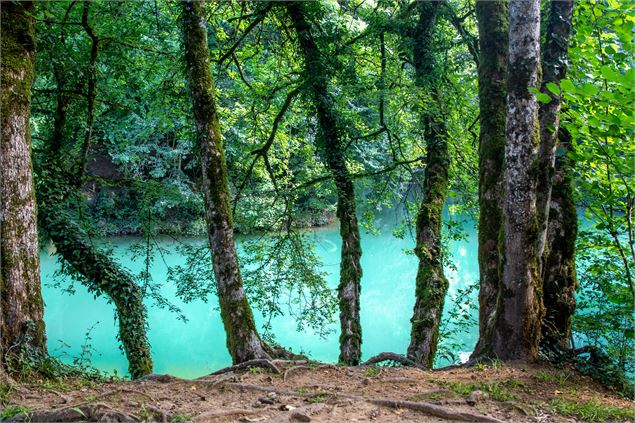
[{"xmin": 40, "ymin": 213, "xmax": 479, "ymax": 378}]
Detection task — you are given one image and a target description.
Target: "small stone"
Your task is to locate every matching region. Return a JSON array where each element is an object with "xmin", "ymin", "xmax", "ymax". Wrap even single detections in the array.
[
  {"xmin": 258, "ymin": 397, "xmax": 274, "ymax": 405},
  {"xmin": 362, "ymin": 378, "xmax": 371, "ymax": 386},
  {"xmin": 267, "ymin": 392, "xmax": 278, "ymax": 400},
  {"xmin": 290, "ymin": 411, "xmax": 311, "ymax": 422},
  {"xmin": 466, "ymin": 390, "xmax": 489, "ymax": 406},
  {"xmin": 279, "ymin": 404, "xmax": 296, "ymax": 411}
]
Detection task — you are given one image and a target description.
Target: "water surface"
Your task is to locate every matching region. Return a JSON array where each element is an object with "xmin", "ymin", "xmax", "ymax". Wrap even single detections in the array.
[{"xmin": 41, "ymin": 214, "xmax": 479, "ymax": 378}]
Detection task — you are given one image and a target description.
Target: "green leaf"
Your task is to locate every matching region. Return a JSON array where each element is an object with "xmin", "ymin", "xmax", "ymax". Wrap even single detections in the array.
[
  {"xmin": 529, "ymin": 87, "xmax": 552, "ymax": 104},
  {"xmin": 545, "ymin": 82, "xmax": 560, "ymax": 95},
  {"xmin": 560, "ymin": 79, "xmax": 575, "ymax": 93}
]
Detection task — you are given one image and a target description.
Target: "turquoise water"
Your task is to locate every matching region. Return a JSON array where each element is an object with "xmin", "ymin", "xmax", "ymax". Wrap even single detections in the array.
[{"xmin": 40, "ymin": 214, "xmax": 479, "ymax": 379}]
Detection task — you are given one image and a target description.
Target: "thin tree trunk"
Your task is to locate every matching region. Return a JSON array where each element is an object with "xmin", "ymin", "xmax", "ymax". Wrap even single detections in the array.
[
  {"xmin": 471, "ymin": 0, "xmax": 508, "ymax": 360},
  {"xmin": 541, "ymin": 127, "xmax": 577, "ymax": 352},
  {"xmin": 407, "ymin": 1, "xmax": 450, "ymax": 369},
  {"xmin": 0, "ymin": 0, "xmax": 47, "ymax": 363},
  {"xmin": 37, "ymin": 31, "xmax": 153, "ymax": 379},
  {"xmin": 489, "ymin": 0, "xmax": 544, "ymax": 360},
  {"xmin": 181, "ymin": 0, "xmax": 269, "ymax": 364},
  {"xmin": 536, "ymin": 0, "xmax": 574, "ymax": 261},
  {"xmin": 285, "ymin": 1, "xmax": 363, "ymax": 365},
  {"xmin": 38, "ymin": 206, "xmax": 154, "ymax": 379}
]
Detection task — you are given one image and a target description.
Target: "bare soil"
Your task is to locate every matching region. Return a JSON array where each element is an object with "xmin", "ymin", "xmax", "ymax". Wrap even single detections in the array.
[{"xmin": 2, "ymin": 361, "xmax": 633, "ymax": 422}]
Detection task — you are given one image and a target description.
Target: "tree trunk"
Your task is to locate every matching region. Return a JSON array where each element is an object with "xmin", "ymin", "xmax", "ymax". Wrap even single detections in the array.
[
  {"xmin": 286, "ymin": 2, "xmax": 363, "ymax": 365},
  {"xmin": 181, "ymin": 0, "xmax": 269, "ymax": 364},
  {"xmin": 471, "ymin": 0, "xmax": 508, "ymax": 360},
  {"xmin": 39, "ymin": 206, "xmax": 153, "ymax": 379},
  {"xmin": 541, "ymin": 127, "xmax": 577, "ymax": 352},
  {"xmin": 36, "ymin": 30, "xmax": 153, "ymax": 379},
  {"xmin": 0, "ymin": 0, "xmax": 47, "ymax": 363},
  {"xmin": 488, "ymin": 0, "xmax": 544, "ymax": 360},
  {"xmin": 407, "ymin": 1, "xmax": 450, "ymax": 369},
  {"xmin": 536, "ymin": 0, "xmax": 574, "ymax": 262}
]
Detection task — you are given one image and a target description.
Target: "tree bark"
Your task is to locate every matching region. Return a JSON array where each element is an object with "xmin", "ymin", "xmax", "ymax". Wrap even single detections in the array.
[
  {"xmin": 181, "ymin": 0, "xmax": 269, "ymax": 364},
  {"xmin": 0, "ymin": 0, "xmax": 47, "ymax": 363},
  {"xmin": 471, "ymin": 0, "xmax": 508, "ymax": 360},
  {"xmin": 285, "ymin": 2, "xmax": 363, "ymax": 365},
  {"xmin": 488, "ymin": 0, "xmax": 544, "ymax": 360},
  {"xmin": 407, "ymin": 1, "xmax": 450, "ymax": 369},
  {"xmin": 541, "ymin": 128, "xmax": 577, "ymax": 352},
  {"xmin": 536, "ymin": 0, "xmax": 574, "ymax": 262}
]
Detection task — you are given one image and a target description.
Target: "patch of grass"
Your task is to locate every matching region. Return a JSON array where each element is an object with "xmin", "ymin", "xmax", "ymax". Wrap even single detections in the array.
[
  {"xmin": 171, "ymin": 413, "xmax": 192, "ymax": 422},
  {"xmin": 441, "ymin": 381, "xmax": 517, "ymax": 401},
  {"xmin": 534, "ymin": 370, "xmax": 574, "ymax": 386},
  {"xmin": 363, "ymin": 366, "xmax": 380, "ymax": 377},
  {"xmin": 502, "ymin": 378, "xmax": 525, "ymax": 389},
  {"xmin": 0, "ymin": 384, "xmax": 14, "ymax": 405},
  {"xmin": 308, "ymin": 393, "xmax": 331, "ymax": 404},
  {"xmin": 296, "ymin": 387, "xmax": 308, "ymax": 394},
  {"xmin": 248, "ymin": 366, "xmax": 264, "ymax": 374},
  {"xmin": 550, "ymin": 398, "xmax": 635, "ymax": 421},
  {"xmin": 0, "ymin": 405, "xmax": 31, "ymax": 421}
]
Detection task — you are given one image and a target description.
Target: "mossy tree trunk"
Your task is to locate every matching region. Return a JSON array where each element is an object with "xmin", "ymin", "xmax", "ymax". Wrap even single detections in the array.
[
  {"xmin": 536, "ymin": 0, "xmax": 574, "ymax": 262},
  {"xmin": 35, "ymin": 15, "xmax": 152, "ymax": 378},
  {"xmin": 38, "ymin": 205, "xmax": 153, "ymax": 379},
  {"xmin": 0, "ymin": 0, "xmax": 47, "ymax": 363},
  {"xmin": 541, "ymin": 128, "xmax": 577, "ymax": 352},
  {"xmin": 181, "ymin": 0, "xmax": 269, "ymax": 364},
  {"xmin": 471, "ymin": 0, "xmax": 508, "ymax": 360},
  {"xmin": 285, "ymin": 2, "xmax": 363, "ymax": 365},
  {"xmin": 406, "ymin": 1, "xmax": 450, "ymax": 369},
  {"xmin": 488, "ymin": 0, "xmax": 544, "ymax": 360}
]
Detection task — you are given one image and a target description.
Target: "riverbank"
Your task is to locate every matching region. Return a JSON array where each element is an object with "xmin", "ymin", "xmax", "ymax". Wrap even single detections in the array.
[{"xmin": 2, "ymin": 361, "xmax": 632, "ymax": 422}]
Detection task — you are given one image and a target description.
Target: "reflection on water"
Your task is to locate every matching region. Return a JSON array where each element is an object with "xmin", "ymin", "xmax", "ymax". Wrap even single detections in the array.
[{"xmin": 41, "ymin": 214, "xmax": 479, "ymax": 378}]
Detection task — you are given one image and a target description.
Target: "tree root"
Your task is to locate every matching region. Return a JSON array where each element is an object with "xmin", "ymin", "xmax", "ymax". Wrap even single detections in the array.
[
  {"xmin": 193, "ymin": 408, "xmax": 263, "ymax": 422},
  {"xmin": 363, "ymin": 352, "xmax": 425, "ymax": 369},
  {"xmin": 207, "ymin": 359, "xmax": 281, "ymax": 376},
  {"xmin": 224, "ymin": 383, "xmax": 504, "ymax": 422},
  {"xmin": 283, "ymin": 365, "xmax": 310, "ymax": 382},
  {"xmin": 7, "ymin": 402, "xmax": 139, "ymax": 422}
]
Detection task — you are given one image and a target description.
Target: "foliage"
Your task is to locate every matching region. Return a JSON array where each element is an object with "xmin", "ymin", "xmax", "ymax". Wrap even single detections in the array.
[{"xmin": 558, "ymin": 0, "xmax": 635, "ymax": 380}]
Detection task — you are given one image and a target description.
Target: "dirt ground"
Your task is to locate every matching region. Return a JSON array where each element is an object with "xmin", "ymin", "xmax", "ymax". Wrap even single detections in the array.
[{"xmin": 2, "ymin": 360, "xmax": 633, "ymax": 422}]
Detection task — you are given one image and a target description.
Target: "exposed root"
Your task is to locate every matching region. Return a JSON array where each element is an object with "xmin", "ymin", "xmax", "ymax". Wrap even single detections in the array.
[
  {"xmin": 46, "ymin": 389, "xmax": 70, "ymax": 404},
  {"xmin": 7, "ymin": 402, "xmax": 139, "ymax": 422},
  {"xmin": 145, "ymin": 404, "xmax": 171, "ymax": 423},
  {"xmin": 136, "ymin": 373, "xmax": 182, "ymax": 383},
  {"xmin": 283, "ymin": 365, "xmax": 310, "ymax": 382},
  {"xmin": 97, "ymin": 387, "xmax": 155, "ymax": 402},
  {"xmin": 272, "ymin": 359, "xmax": 309, "ymax": 365},
  {"xmin": 363, "ymin": 352, "xmax": 425, "ymax": 369},
  {"xmin": 224, "ymin": 383, "xmax": 503, "ymax": 422},
  {"xmin": 207, "ymin": 359, "xmax": 281, "ymax": 376},
  {"xmin": 193, "ymin": 408, "xmax": 263, "ymax": 421}
]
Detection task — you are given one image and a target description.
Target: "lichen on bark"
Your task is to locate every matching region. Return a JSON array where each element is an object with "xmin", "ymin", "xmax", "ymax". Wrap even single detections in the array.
[
  {"xmin": 181, "ymin": 0, "xmax": 269, "ymax": 364},
  {"xmin": 0, "ymin": 0, "xmax": 48, "ymax": 364},
  {"xmin": 487, "ymin": 0, "xmax": 545, "ymax": 360}
]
